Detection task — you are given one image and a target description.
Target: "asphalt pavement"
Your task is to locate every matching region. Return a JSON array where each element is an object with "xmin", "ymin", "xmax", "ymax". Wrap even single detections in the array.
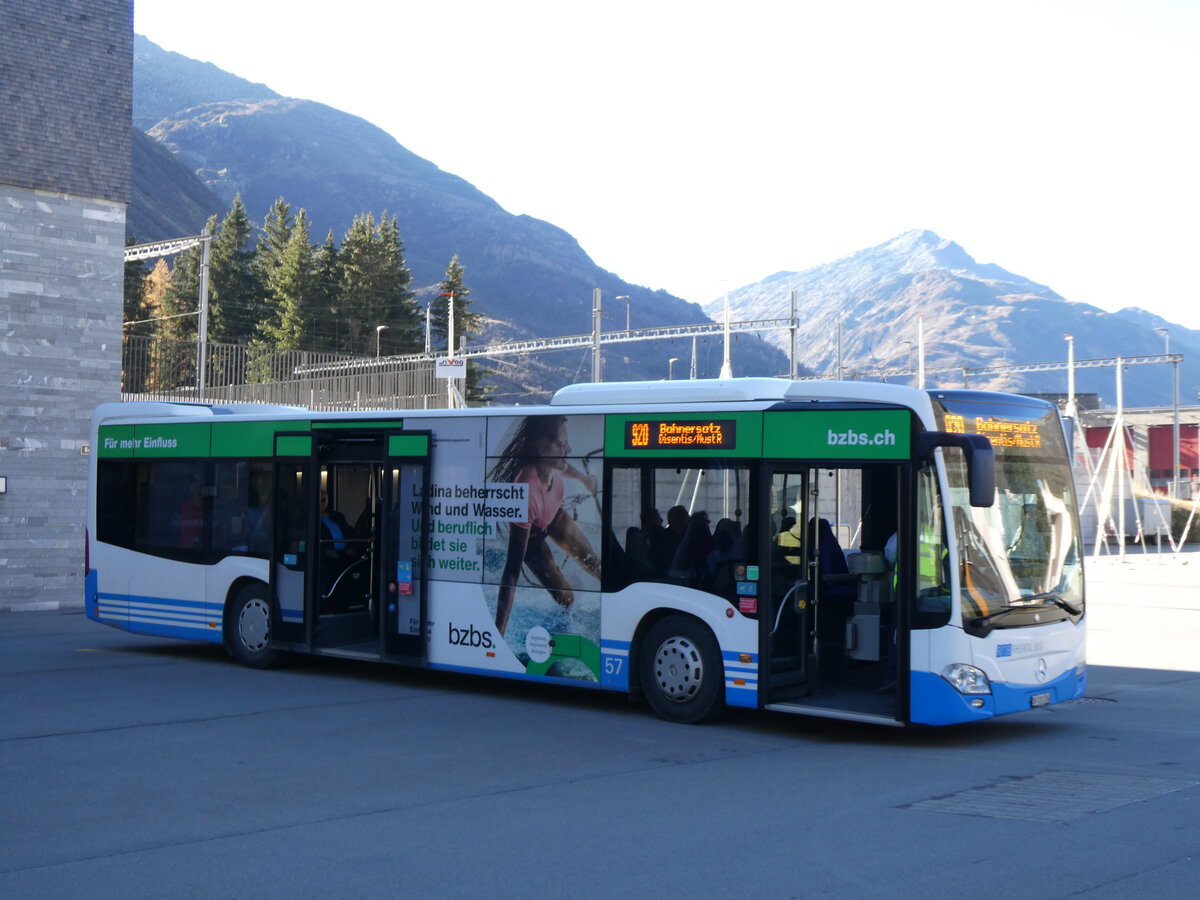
[{"xmin": 0, "ymin": 551, "xmax": 1196, "ymax": 898}]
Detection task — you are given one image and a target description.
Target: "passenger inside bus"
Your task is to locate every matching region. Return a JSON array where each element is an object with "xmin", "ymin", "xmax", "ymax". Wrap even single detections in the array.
[
  {"xmin": 669, "ymin": 510, "xmax": 712, "ymax": 585},
  {"xmin": 777, "ymin": 515, "xmax": 803, "ymax": 564}
]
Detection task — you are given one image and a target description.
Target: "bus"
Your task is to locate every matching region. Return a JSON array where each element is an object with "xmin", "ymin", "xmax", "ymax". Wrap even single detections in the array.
[{"xmin": 86, "ymin": 378, "xmax": 1086, "ymax": 726}]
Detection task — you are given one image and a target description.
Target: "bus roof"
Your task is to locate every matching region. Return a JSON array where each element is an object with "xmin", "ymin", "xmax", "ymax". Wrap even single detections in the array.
[
  {"xmin": 552, "ymin": 378, "xmax": 934, "ymax": 410},
  {"xmin": 92, "ymin": 379, "xmax": 944, "ymax": 428}
]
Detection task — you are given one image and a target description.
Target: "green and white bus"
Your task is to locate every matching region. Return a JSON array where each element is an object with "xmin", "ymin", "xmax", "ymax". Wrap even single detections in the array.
[{"xmin": 86, "ymin": 378, "xmax": 1085, "ymax": 726}]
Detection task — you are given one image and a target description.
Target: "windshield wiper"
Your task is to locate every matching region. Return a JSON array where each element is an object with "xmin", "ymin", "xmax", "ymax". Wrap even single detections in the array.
[
  {"xmin": 1019, "ymin": 591, "xmax": 1082, "ymax": 616},
  {"xmin": 965, "ymin": 592, "xmax": 1081, "ymax": 630}
]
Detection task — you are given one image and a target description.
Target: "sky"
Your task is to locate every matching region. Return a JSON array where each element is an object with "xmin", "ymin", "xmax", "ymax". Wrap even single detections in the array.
[{"xmin": 134, "ymin": 0, "xmax": 1200, "ymax": 331}]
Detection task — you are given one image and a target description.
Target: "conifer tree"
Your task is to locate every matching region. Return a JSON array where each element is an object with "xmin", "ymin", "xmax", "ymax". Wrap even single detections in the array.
[
  {"xmin": 309, "ymin": 230, "xmax": 343, "ymax": 352},
  {"xmin": 334, "ymin": 212, "xmax": 420, "ymax": 355},
  {"xmin": 157, "ymin": 219, "xmax": 209, "ymax": 345},
  {"xmin": 429, "ymin": 255, "xmax": 482, "ymax": 350},
  {"xmin": 430, "ymin": 255, "xmax": 489, "ymax": 401},
  {"xmin": 258, "ymin": 209, "xmax": 316, "ymax": 350},
  {"xmin": 122, "ymin": 236, "xmax": 152, "ymax": 392},
  {"xmin": 207, "ymin": 197, "xmax": 259, "ymax": 343},
  {"xmin": 255, "ymin": 196, "xmax": 294, "ymax": 295},
  {"xmin": 153, "ymin": 222, "xmax": 210, "ymax": 389},
  {"xmin": 123, "ymin": 235, "xmax": 151, "ymax": 325}
]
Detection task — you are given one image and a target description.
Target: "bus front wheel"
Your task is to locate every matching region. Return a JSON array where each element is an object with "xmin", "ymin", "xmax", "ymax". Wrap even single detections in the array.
[
  {"xmin": 226, "ymin": 582, "xmax": 281, "ymax": 669},
  {"xmin": 639, "ymin": 615, "xmax": 725, "ymax": 724}
]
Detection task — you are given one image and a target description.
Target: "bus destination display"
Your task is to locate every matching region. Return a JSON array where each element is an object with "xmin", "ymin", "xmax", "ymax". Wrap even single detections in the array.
[
  {"xmin": 624, "ymin": 419, "xmax": 736, "ymax": 450},
  {"xmin": 944, "ymin": 413, "xmax": 1042, "ymax": 449}
]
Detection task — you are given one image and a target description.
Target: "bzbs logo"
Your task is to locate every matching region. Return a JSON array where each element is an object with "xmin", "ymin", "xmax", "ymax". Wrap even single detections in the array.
[
  {"xmin": 448, "ymin": 622, "xmax": 494, "ymax": 649},
  {"xmin": 826, "ymin": 429, "xmax": 896, "ymax": 447}
]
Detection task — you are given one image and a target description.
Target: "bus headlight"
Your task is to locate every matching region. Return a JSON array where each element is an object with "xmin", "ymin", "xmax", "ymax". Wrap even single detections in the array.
[
  {"xmin": 941, "ymin": 663, "xmax": 992, "ymax": 695},
  {"xmin": 1074, "ymin": 653, "xmax": 1086, "ymax": 678}
]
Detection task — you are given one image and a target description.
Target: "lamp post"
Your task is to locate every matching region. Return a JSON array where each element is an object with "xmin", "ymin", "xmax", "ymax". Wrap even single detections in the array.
[
  {"xmin": 616, "ymin": 295, "xmax": 631, "ymax": 333},
  {"xmin": 719, "ymin": 287, "xmax": 733, "ymax": 379},
  {"xmin": 375, "ymin": 324, "xmax": 388, "ymax": 358},
  {"xmin": 668, "ymin": 357, "xmax": 679, "ymax": 380},
  {"xmin": 917, "ymin": 315, "xmax": 926, "ymax": 389},
  {"xmin": 1065, "ymin": 334, "xmax": 1077, "ymax": 419}
]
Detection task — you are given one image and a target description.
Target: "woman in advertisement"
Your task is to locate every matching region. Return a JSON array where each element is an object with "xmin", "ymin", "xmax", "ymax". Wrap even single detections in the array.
[{"xmin": 490, "ymin": 415, "xmax": 601, "ymax": 635}]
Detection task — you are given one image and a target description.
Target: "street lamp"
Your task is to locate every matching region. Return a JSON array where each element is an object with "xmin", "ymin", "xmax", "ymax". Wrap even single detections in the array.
[
  {"xmin": 375, "ymin": 324, "xmax": 388, "ymax": 358},
  {"xmin": 615, "ymin": 295, "xmax": 631, "ymax": 332},
  {"xmin": 668, "ymin": 357, "xmax": 679, "ymax": 380}
]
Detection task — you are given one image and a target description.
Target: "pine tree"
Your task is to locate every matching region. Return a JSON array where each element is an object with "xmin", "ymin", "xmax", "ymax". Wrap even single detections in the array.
[
  {"xmin": 207, "ymin": 197, "xmax": 259, "ymax": 343},
  {"xmin": 153, "ymin": 225, "xmax": 209, "ymax": 390},
  {"xmin": 255, "ymin": 196, "xmax": 294, "ymax": 294},
  {"xmin": 429, "ymin": 255, "xmax": 489, "ymax": 401},
  {"xmin": 309, "ymin": 230, "xmax": 343, "ymax": 352},
  {"xmin": 157, "ymin": 221, "xmax": 208, "ymax": 345},
  {"xmin": 258, "ymin": 209, "xmax": 315, "ymax": 350},
  {"xmin": 429, "ymin": 255, "xmax": 482, "ymax": 350},
  {"xmin": 334, "ymin": 213, "xmax": 420, "ymax": 355},
  {"xmin": 122, "ymin": 236, "xmax": 152, "ymax": 393},
  {"xmin": 122, "ymin": 235, "xmax": 151, "ymax": 325}
]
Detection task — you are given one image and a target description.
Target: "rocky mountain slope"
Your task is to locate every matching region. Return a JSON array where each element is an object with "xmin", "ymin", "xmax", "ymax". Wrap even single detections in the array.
[{"xmin": 705, "ymin": 230, "xmax": 1197, "ymax": 408}]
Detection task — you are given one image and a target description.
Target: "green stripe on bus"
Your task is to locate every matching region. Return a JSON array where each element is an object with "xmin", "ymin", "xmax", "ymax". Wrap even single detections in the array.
[
  {"xmin": 764, "ymin": 409, "xmax": 912, "ymax": 459},
  {"xmin": 388, "ymin": 434, "xmax": 429, "ymax": 457},
  {"xmin": 212, "ymin": 420, "xmax": 309, "ymax": 457},
  {"xmin": 276, "ymin": 435, "xmax": 313, "ymax": 457}
]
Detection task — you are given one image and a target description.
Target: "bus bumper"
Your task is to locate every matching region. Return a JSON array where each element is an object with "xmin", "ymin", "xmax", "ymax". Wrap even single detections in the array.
[{"xmin": 910, "ymin": 667, "xmax": 1087, "ymax": 725}]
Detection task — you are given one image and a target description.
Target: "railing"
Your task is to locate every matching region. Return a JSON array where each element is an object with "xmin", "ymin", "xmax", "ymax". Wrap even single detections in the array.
[{"xmin": 121, "ymin": 335, "xmax": 442, "ymax": 410}]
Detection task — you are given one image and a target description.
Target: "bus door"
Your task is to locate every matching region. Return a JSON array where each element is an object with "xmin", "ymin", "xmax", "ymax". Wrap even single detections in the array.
[
  {"xmin": 763, "ymin": 463, "xmax": 903, "ymax": 723},
  {"xmin": 305, "ymin": 430, "xmax": 431, "ymax": 662},
  {"xmin": 312, "ymin": 431, "xmax": 380, "ymax": 654},
  {"xmin": 266, "ymin": 429, "xmax": 429, "ymax": 662},
  {"xmin": 268, "ymin": 434, "xmax": 312, "ymax": 650},
  {"xmin": 381, "ymin": 433, "xmax": 431, "ymax": 661}
]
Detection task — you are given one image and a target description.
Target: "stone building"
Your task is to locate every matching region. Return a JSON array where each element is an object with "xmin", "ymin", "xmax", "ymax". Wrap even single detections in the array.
[{"xmin": 0, "ymin": 0, "xmax": 132, "ymax": 608}]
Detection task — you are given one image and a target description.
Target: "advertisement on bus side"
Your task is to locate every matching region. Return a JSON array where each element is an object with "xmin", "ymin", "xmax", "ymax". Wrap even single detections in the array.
[{"xmin": 418, "ymin": 414, "xmax": 605, "ymax": 683}]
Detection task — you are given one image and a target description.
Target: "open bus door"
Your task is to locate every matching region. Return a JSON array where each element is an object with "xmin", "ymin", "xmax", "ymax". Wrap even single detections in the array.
[
  {"xmin": 762, "ymin": 462, "xmax": 906, "ymax": 725},
  {"xmin": 269, "ymin": 428, "xmax": 429, "ymax": 664}
]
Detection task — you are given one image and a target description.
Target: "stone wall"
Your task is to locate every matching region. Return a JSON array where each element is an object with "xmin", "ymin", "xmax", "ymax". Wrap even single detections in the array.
[{"xmin": 0, "ymin": 0, "xmax": 132, "ymax": 608}]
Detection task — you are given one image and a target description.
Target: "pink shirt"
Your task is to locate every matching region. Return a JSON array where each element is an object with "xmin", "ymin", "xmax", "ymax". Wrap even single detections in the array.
[{"xmin": 516, "ymin": 466, "xmax": 563, "ymax": 531}]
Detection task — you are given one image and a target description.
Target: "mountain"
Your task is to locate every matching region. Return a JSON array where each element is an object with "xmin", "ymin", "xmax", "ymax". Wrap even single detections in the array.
[
  {"xmin": 128, "ymin": 129, "xmax": 224, "ymax": 240},
  {"xmin": 704, "ymin": 230, "xmax": 1199, "ymax": 408},
  {"xmin": 129, "ymin": 36, "xmax": 788, "ymax": 400}
]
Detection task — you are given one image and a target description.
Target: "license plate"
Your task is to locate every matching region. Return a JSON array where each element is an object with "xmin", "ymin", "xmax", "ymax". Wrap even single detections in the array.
[{"xmin": 1030, "ymin": 692, "xmax": 1051, "ymax": 708}]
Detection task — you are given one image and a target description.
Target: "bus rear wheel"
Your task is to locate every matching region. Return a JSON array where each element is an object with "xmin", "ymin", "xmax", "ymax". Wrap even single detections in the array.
[
  {"xmin": 226, "ymin": 582, "xmax": 281, "ymax": 669},
  {"xmin": 640, "ymin": 615, "xmax": 725, "ymax": 724}
]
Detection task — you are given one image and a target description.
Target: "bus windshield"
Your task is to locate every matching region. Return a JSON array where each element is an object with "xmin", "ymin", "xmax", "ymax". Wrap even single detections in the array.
[{"xmin": 931, "ymin": 394, "xmax": 1084, "ymax": 633}]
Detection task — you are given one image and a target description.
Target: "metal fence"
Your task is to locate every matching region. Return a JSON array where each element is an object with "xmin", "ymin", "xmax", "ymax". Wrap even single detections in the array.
[{"xmin": 121, "ymin": 335, "xmax": 443, "ymax": 410}]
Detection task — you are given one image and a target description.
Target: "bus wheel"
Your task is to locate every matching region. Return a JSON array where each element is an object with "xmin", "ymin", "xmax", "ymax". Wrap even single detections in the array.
[
  {"xmin": 640, "ymin": 615, "xmax": 725, "ymax": 724},
  {"xmin": 226, "ymin": 583, "xmax": 281, "ymax": 669}
]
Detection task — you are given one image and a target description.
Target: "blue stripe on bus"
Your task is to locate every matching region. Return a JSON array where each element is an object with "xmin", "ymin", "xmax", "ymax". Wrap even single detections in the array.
[
  {"xmin": 725, "ymin": 683, "xmax": 758, "ymax": 708},
  {"xmin": 722, "ymin": 650, "xmax": 759, "ymax": 708},
  {"xmin": 429, "ymin": 662, "xmax": 605, "ymax": 689},
  {"xmin": 93, "ymin": 592, "xmax": 224, "ymax": 644}
]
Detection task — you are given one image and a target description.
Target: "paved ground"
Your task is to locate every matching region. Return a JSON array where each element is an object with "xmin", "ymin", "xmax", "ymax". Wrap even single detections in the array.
[{"xmin": 0, "ymin": 551, "xmax": 1196, "ymax": 898}]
